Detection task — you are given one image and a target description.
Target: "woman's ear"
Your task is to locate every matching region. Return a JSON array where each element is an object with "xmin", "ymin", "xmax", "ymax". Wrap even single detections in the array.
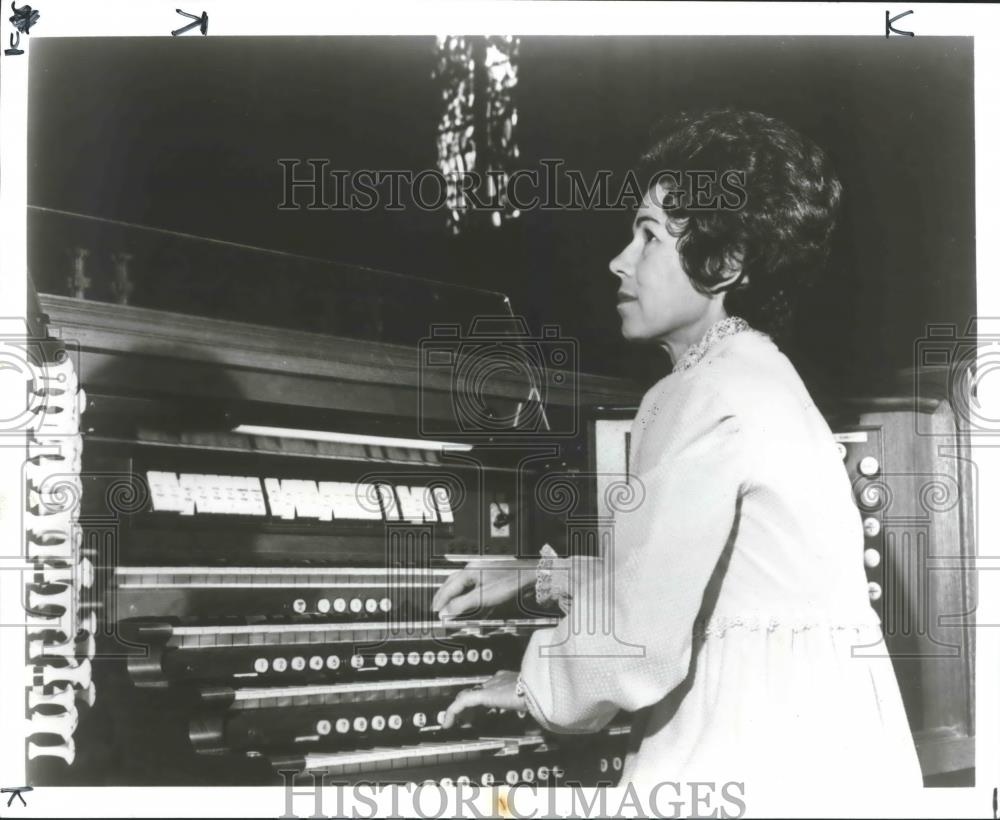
[{"xmin": 709, "ymin": 250, "xmax": 747, "ymax": 293}]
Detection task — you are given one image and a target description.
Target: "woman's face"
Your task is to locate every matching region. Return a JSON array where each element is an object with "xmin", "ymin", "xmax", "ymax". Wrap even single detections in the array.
[{"xmin": 609, "ymin": 188, "xmax": 715, "ymax": 346}]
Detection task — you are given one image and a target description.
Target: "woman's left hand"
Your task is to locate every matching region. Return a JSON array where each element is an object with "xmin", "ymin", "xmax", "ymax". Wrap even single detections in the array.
[{"xmin": 440, "ymin": 670, "xmax": 525, "ymax": 729}]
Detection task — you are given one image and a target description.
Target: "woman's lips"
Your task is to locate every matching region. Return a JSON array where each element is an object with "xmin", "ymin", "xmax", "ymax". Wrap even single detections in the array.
[{"xmin": 617, "ymin": 295, "xmax": 637, "ymax": 308}]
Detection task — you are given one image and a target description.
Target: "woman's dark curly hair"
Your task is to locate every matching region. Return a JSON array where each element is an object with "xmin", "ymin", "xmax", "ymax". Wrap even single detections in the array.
[{"xmin": 637, "ymin": 109, "xmax": 842, "ymax": 338}]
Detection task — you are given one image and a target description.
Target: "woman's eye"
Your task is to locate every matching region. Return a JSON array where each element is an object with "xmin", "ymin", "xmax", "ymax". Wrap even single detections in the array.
[{"xmin": 642, "ymin": 227, "xmax": 657, "ymax": 244}]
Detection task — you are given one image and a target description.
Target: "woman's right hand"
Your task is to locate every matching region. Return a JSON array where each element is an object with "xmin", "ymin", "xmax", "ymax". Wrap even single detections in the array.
[{"xmin": 431, "ymin": 559, "xmax": 538, "ymax": 620}]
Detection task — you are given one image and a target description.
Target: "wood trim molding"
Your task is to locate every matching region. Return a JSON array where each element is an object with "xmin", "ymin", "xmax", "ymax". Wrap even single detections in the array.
[{"xmin": 39, "ymin": 295, "xmax": 643, "ymax": 407}]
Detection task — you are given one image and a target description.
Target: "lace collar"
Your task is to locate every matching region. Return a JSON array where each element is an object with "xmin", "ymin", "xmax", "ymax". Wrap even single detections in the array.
[{"xmin": 672, "ymin": 316, "xmax": 757, "ymax": 373}]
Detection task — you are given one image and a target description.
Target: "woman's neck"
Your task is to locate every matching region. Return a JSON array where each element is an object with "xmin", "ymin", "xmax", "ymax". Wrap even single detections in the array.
[{"xmin": 659, "ymin": 307, "xmax": 730, "ymax": 365}]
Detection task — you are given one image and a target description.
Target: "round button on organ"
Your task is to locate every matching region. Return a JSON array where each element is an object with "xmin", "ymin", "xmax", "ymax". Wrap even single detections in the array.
[
  {"xmin": 868, "ymin": 582, "xmax": 883, "ymax": 602},
  {"xmin": 388, "ymin": 714, "xmax": 403, "ymax": 730},
  {"xmin": 365, "ymin": 598, "xmax": 378, "ymax": 614},
  {"xmin": 353, "ymin": 716, "xmax": 368, "ymax": 733},
  {"xmin": 349, "ymin": 598, "xmax": 363, "ymax": 614},
  {"xmin": 835, "ymin": 442, "xmax": 848, "ymax": 460},
  {"xmin": 292, "ymin": 598, "xmax": 307, "ymax": 614},
  {"xmin": 505, "ymin": 770, "xmax": 518, "ymax": 785},
  {"xmin": 350, "ymin": 654, "xmax": 365, "ymax": 670},
  {"xmin": 407, "ymin": 652, "xmax": 420, "ymax": 666},
  {"xmin": 437, "ymin": 650, "xmax": 450, "ymax": 664},
  {"xmin": 333, "ymin": 598, "xmax": 347, "ymax": 614},
  {"xmin": 863, "ymin": 517, "xmax": 881, "ymax": 537},
  {"xmin": 859, "ymin": 456, "xmax": 880, "ymax": 477},
  {"xmin": 482, "ymin": 648, "xmax": 493, "ymax": 662},
  {"xmin": 864, "ymin": 548, "xmax": 881, "ymax": 569},
  {"xmin": 316, "ymin": 598, "xmax": 331, "ymax": 614},
  {"xmin": 316, "ymin": 719, "xmax": 331, "ymax": 736},
  {"xmin": 466, "ymin": 648, "xmax": 479, "ymax": 663},
  {"xmin": 422, "ymin": 651, "xmax": 435, "ymax": 665},
  {"xmin": 374, "ymin": 653, "xmax": 388, "ymax": 667},
  {"xmin": 858, "ymin": 485, "xmax": 883, "ymax": 510},
  {"xmin": 253, "ymin": 657, "xmax": 269, "ymax": 673},
  {"xmin": 326, "ymin": 655, "xmax": 341, "ymax": 670},
  {"xmin": 272, "ymin": 657, "xmax": 288, "ymax": 673},
  {"xmin": 413, "ymin": 712, "xmax": 427, "ymax": 728},
  {"xmin": 481, "ymin": 773, "xmax": 494, "ymax": 786},
  {"xmin": 391, "ymin": 652, "xmax": 405, "ymax": 666},
  {"xmin": 379, "ymin": 598, "xmax": 392, "ymax": 612},
  {"xmin": 371, "ymin": 715, "xmax": 386, "ymax": 731},
  {"xmin": 452, "ymin": 649, "xmax": 464, "ymax": 663},
  {"xmin": 457, "ymin": 776, "xmax": 471, "ymax": 786},
  {"xmin": 335, "ymin": 718, "xmax": 350, "ymax": 734},
  {"xmin": 537, "ymin": 766, "xmax": 550, "ymax": 781},
  {"xmin": 309, "ymin": 655, "xmax": 324, "ymax": 671},
  {"xmin": 522, "ymin": 768, "xmax": 535, "ymax": 783},
  {"xmin": 291, "ymin": 656, "xmax": 306, "ymax": 672}
]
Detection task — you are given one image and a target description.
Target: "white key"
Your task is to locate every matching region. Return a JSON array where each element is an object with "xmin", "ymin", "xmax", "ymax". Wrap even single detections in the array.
[
  {"xmin": 26, "ymin": 608, "xmax": 75, "ymax": 640},
  {"xmin": 34, "ymin": 658, "xmax": 92, "ymax": 690},
  {"xmin": 29, "ymin": 632, "xmax": 94, "ymax": 661},
  {"xmin": 27, "ymin": 706, "xmax": 78, "ymax": 740},
  {"xmin": 36, "ymin": 558, "xmax": 94, "ymax": 591},
  {"xmin": 28, "ymin": 685, "xmax": 75, "ymax": 712},
  {"xmin": 28, "ymin": 738, "xmax": 75, "ymax": 765},
  {"xmin": 29, "ymin": 585, "xmax": 74, "ymax": 614}
]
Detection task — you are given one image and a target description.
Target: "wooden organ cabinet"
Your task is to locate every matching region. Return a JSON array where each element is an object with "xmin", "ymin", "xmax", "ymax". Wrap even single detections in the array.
[{"xmin": 27, "ymin": 293, "xmax": 643, "ymax": 787}]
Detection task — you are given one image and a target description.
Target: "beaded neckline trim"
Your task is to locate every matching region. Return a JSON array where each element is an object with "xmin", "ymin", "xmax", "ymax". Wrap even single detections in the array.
[{"xmin": 673, "ymin": 316, "xmax": 757, "ymax": 373}]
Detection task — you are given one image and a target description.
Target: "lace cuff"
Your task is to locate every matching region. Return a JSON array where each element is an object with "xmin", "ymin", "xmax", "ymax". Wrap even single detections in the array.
[{"xmin": 535, "ymin": 544, "xmax": 573, "ymax": 614}]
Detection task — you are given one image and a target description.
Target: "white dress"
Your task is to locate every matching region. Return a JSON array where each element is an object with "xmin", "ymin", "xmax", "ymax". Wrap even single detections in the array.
[{"xmin": 517, "ymin": 320, "xmax": 922, "ymax": 805}]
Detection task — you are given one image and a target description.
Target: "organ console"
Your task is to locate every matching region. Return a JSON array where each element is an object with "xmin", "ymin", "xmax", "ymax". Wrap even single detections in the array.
[
  {"xmin": 25, "ymin": 247, "xmax": 640, "ymax": 787},
  {"xmin": 20, "ymin": 211, "xmax": 974, "ymax": 788}
]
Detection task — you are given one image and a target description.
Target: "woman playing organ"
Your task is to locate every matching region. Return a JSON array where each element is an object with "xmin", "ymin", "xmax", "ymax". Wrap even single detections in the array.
[{"xmin": 433, "ymin": 109, "xmax": 923, "ymax": 796}]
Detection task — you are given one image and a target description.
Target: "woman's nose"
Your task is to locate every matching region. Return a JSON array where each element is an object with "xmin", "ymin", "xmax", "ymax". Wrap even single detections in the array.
[{"xmin": 609, "ymin": 247, "xmax": 631, "ymax": 281}]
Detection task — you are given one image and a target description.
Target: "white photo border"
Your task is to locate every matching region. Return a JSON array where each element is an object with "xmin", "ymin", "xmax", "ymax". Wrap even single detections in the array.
[{"xmin": 1, "ymin": 2, "xmax": 997, "ymax": 817}]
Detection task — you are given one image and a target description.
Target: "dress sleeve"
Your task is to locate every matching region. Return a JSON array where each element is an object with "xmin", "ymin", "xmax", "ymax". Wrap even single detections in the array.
[{"xmin": 518, "ymin": 374, "xmax": 748, "ymax": 733}]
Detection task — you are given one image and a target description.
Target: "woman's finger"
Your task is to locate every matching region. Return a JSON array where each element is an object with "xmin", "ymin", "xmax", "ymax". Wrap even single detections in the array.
[
  {"xmin": 431, "ymin": 569, "xmax": 474, "ymax": 612},
  {"xmin": 438, "ymin": 588, "xmax": 482, "ymax": 620},
  {"xmin": 440, "ymin": 686, "xmax": 485, "ymax": 729}
]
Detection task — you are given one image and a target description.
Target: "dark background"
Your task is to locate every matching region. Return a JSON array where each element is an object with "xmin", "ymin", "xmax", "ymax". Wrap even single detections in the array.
[{"xmin": 28, "ymin": 36, "xmax": 975, "ymax": 397}]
